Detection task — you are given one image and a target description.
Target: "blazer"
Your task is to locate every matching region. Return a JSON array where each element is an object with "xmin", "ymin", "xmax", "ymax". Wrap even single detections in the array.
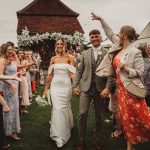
[
  {"xmin": 72, "ymin": 47, "xmax": 108, "ymax": 92},
  {"xmin": 96, "ymin": 18, "xmax": 144, "ymax": 89}
]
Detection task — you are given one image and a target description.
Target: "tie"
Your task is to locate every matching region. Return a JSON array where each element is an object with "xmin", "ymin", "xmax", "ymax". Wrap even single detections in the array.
[
  {"xmin": 96, "ymin": 55, "xmax": 100, "ymax": 68},
  {"xmin": 94, "ymin": 48, "xmax": 99, "ymax": 61},
  {"xmin": 95, "ymin": 49, "xmax": 101, "ymax": 68}
]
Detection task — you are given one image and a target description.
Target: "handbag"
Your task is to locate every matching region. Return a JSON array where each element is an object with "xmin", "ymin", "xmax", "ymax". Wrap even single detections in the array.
[{"xmin": 126, "ymin": 72, "xmax": 146, "ymax": 99}]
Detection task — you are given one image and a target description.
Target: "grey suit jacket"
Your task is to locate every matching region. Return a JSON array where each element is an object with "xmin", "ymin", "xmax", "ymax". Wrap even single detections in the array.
[{"xmin": 72, "ymin": 47, "xmax": 108, "ymax": 92}]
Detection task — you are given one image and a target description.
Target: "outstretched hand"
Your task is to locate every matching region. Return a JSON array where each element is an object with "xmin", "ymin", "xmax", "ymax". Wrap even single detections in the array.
[{"xmin": 91, "ymin": 12, "xmax": 101, "ymax": 20}]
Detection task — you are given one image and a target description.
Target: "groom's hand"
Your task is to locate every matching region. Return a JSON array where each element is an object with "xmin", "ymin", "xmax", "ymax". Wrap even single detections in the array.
[{"xmin": 72, "ymin": 87, "xmax": 80, "ymax": 95}]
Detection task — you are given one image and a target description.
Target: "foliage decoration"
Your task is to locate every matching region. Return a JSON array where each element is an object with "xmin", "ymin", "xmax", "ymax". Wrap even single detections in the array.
[{"xmin": 17, "ymin": 27, "xmax": 85, "ymax": 47}]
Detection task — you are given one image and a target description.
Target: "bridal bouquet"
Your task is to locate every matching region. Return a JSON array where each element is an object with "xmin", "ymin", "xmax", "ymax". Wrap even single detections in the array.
[
  {"xmin": 35, "ymin": 89, "xmax": 51, "ymax": 107},
  {"xmin": 35, "ymin": 95, "xmax": 49, "ymax": 107}
]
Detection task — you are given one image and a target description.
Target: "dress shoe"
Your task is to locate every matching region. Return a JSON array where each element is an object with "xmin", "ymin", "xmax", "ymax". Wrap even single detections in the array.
[{"xmin": 77, "ymin": 142, "xmax": 86, "ymax": 150}]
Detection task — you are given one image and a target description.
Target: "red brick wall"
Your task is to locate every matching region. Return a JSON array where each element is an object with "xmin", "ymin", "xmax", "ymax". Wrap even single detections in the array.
[{"xmin": 17, "ymin": 15, "xmax": 84, "ymax": 34}]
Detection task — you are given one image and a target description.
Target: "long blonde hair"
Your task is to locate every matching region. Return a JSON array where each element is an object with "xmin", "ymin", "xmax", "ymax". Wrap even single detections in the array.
[{"xmin": 55, "ymin": 38, "xmax": 67, "ymax": 55}]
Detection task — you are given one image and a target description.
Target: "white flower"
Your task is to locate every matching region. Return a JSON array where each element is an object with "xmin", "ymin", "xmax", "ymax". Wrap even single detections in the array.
[
  {"xmin": 104, "ymin": 119, "xmax": 111, "ymax": 123},
  {"xmin": 97, "ymin": 51, "xmax": 102, "ymax": 56},
  {"xmin": 35, "ymin": 95, "xmax": 49, "ymax": 107},
  {"xmin": 17, "ymin": 27, "xmax": 86, "ymax": 47}
]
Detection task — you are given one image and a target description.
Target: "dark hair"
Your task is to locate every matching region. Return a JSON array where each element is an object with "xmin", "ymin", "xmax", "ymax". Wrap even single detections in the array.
[
  {"xmin": 120, "ymin": 26, "xmax": 136, "ymax": 41},
  {"xmin": 138, "ymin": 43, "xmax": 149, "ymax": 58},
  {"xmin": 16, "ymin": 49, "xmax": 24, "ymax": 55},
  {"xmin": 89, "ymin": 29, "xmax": 100, "ymax": 36},
  {"xmin": 6, "ymin": 41, "xmax": 14, "ymax": 47}
]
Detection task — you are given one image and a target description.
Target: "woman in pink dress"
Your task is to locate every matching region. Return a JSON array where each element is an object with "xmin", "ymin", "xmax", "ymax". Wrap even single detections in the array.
[{"xmin": 92, "ymin": 13, "xmax": 150, "ymax": 150}]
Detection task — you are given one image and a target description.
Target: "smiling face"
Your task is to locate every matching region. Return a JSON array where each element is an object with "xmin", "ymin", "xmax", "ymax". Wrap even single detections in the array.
[
  {"xmin": 89, "ymin": 30, "xmax": 102, "ymax": 48},
  {"xmin": 55, "ymin": 39, "xmax": 64, "ymax": 54},
  {"xmin": 17, "ymin": 50, "xmax": 24, "ymax": 60},
  {"xmin": 6, "ymin": 45, "xmax": 13, "ymax": 58}
]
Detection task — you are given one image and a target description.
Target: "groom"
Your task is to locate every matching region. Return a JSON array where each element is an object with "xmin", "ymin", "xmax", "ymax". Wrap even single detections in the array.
[{"xmin": 73, "ymin": 29, "xmax": 109, "ymax": 150}]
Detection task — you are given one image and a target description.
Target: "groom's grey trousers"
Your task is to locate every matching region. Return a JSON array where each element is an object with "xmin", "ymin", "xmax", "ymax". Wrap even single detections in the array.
[{"xmin": 78, "ymin": 83, "xmax": 104, "ymax": 142}]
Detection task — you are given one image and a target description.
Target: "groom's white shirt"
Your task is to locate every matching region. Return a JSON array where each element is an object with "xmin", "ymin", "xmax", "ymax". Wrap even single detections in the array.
[{"xmin": 93, "ymin": 46, "xmax": 102, "ymax": 61}]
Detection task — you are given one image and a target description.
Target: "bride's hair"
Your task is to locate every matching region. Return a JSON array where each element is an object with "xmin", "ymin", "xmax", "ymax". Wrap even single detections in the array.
[{"xmin": 55, "ymin": 38, "xmax": 67, "ymax": 55}]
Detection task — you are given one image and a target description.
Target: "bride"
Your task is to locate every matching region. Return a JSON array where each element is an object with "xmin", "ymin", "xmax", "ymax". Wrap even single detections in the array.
[{"xmin": 43, "ymin": 38, "xmax": 76, "ymax": 148}]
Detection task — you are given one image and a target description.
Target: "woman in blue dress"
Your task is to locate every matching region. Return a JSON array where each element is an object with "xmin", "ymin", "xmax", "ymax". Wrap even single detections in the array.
[{"xmin": 0, "ymin": 43, "xmax": 21, "ymax": 140}]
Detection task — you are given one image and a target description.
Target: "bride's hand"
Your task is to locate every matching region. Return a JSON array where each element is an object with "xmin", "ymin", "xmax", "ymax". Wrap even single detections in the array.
[
  {"xmin": 91, "ymin": 12, "xmax": 101, "ymax": 20},
  {"xmin": 43, "ymin": 90, "xmax": 47, "ymax": 97},
  {"xmin": 72, "ymin": 88, "xmax": 80, "ymax": 95}
]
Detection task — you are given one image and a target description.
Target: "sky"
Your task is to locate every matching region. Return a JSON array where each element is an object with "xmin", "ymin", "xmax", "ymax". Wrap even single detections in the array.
[{"xmin": 0, "ymin": 0, "xmax": 150, "ymax": 46}]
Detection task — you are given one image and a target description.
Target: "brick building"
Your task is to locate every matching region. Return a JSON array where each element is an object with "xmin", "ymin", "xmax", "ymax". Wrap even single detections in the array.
[{"xmin": 17, "ymin": 0, "xmax": 84, "ymax": 68}]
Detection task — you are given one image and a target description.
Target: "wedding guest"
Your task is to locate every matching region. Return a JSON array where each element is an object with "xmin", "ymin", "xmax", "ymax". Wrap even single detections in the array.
[
  {"xmin": 43, "ymin": 38, "xmax": 76, "ymax": 148},
  {"xmin": 0, "ymin": 74, "xmax": 21, "ymax": 150},
  {"xmin": 34, "ymin": 52, "xmax": 42, "ymax": 84},
  {"xmin": 24, "ymin": 51, "xmax": 33, "ymax": 102},
  {"xmin": 147, "ymin": 44, "xmax": 150, "ymax": 57},
  {"xmin": 139, "ymin": 45, "xmax": 150, "ymax": 107},
  {"xmin": 0, "ymin": 43, "xmax": 21, "ymax": 140},
  {"xmin": 17, "ymin": 50, "xmax": 32, "ymax": 113},
  {"xmin": 92, "ymin": 13, "xmax": 150, "ymax": 150},
  {"xmin": 27, "ymin": 51, "xmax": 37, "ymax": 93},
  {"xmin": 72, "ymin": 29, "xmax": 109, "ymax": 150}
]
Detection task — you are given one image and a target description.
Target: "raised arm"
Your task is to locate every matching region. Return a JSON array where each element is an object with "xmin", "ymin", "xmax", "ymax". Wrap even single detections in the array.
[{"xmin": 91, "ymin": 12, "xmax": 119, "ymax": 44}]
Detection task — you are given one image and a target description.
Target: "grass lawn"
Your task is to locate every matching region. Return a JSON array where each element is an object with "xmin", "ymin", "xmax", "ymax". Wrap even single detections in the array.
[{"xmin": 8, "ymin": 86, "xmax": 150, "ymax": 150}]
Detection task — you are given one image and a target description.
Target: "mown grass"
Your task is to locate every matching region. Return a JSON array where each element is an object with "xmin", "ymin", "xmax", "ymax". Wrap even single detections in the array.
[{"xmin": 8, "ymin": 86, "xmax": 150, "ymax": 150}]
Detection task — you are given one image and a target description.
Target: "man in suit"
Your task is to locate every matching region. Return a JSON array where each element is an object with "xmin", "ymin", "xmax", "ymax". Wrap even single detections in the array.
[{"xmin": 72, "ymin": 29, "xmax": 109, "ymax": 150}]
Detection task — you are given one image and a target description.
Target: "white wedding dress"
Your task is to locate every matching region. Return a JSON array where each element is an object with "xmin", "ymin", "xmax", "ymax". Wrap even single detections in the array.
[{"xmin": 48, "ymin": 63, "xmax": 76, "ymax": 147}]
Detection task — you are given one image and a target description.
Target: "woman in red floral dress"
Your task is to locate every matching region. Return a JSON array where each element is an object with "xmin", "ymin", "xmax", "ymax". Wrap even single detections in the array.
[{"xmin": 92, "ymin": 13, "xmax": 150, "ymax": 150}]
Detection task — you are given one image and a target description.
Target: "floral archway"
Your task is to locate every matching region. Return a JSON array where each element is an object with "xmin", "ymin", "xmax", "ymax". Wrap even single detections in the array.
[{"xmin": 17, "ymin": 27, "xmax": 86, "ymax": 68}]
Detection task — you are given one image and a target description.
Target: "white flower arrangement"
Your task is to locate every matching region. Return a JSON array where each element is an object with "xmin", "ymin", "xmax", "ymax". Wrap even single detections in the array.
[
  {"xmin": 35, "ymin": 95, "xmax": 49, "ymax": 107},
  {"xmin": 17, "ymin": 27, "xmax": 85, "ymax": 47},
  {"xmin": 35, "ymin": 89, "xmax": 51, "ymax": 107}
]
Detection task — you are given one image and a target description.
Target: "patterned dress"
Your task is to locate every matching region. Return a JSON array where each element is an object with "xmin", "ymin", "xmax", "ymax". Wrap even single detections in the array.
[
  {"xmin": 2, "ymin": 61, "xmax": 20, "ymax": 135},
  {"xmin": 113, "ymin": 55, "xmax": 150, "ymax": 144}
]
